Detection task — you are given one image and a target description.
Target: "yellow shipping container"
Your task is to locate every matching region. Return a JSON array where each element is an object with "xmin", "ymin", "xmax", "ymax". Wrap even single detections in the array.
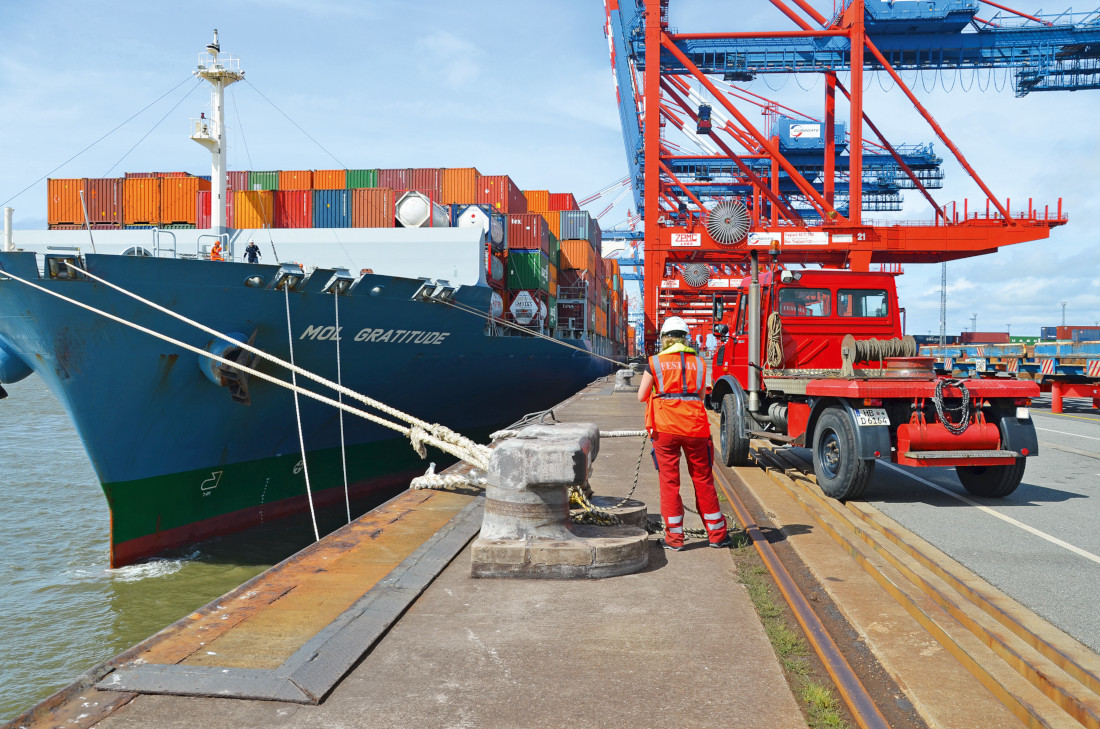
[
  {"xmin": 234, "ymin": 190, "xmax": 275, "ymax": 228},
  {"xmin": 279, "ymin": 170, "xmax": 312, "ymax": 190},
  {"xmin": 523, "ymin": 189, "xmax": 550, "ymax": 213},
  {"xmin": 441, "ymin": 168, "xmax": 480, "ymax": 205},
  {"xmin": 559, "ymin": 239, "xmax": 596, "ymax": 271},
  {"xmin": 47, "ymin": 178, "xmax": 85, "ymax": 225},
  {"xmin": 313, "ymin": 169, "xmax": 347, "ymax": 189},
  {"xmin": 123, "ymin": 178, "xmax": 161, "ymax": 225}
]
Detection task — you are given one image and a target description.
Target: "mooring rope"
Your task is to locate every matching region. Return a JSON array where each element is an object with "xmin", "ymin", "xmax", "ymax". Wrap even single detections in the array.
[
  {"xmin": 56, "ymin": 262, "xmax": 491, "ymax": 469},
  {"xmin": 285, "ymin": 284, "xmax": 320, "ymax": 542},
  {"xmin": 1, "ymin": 266, "xmax": 491, "ymax": 470},
  {"xmin": 334, "ymin": 288, "xmax": 351, "ymax": 523}
]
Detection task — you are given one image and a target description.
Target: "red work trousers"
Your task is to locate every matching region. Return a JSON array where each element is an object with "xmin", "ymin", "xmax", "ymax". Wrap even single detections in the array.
[{"xmin": 651, "ymin": 432, "xmax": 728, "ymax": 547}]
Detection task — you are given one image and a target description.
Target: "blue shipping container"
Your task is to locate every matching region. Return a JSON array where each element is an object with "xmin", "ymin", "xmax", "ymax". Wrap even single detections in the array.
[
  {"xmin": 1040, "ymin": 326, "xmax": 1058, "ymax": 340},
  {"xmin": 313, "ymin": 189, "xmax": 350, "ymax": 228}
]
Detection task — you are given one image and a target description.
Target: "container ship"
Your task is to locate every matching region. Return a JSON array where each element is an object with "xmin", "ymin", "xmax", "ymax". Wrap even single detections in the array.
[{"xmin": 0, "ymin": 35, "xmax": 634, "ymax": 567}]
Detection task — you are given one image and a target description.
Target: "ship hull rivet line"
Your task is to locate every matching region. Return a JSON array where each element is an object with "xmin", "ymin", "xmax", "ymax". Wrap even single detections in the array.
[{"xmin": 0, "ymin": 265, "xmax": 490, "ymax": 469}]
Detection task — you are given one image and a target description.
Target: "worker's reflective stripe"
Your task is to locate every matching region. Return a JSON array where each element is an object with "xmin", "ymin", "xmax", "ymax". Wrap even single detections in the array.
[
  {"xmin": 703, "ymin": 511, "xmax": 723, "ymax": 521},
  {"xmin": 666, "ymin": 515, "xmax": 684, "ymax": 525},
  {"xmin": 668, "ymin": 526, "xmax": 684, "ymax": 534}
]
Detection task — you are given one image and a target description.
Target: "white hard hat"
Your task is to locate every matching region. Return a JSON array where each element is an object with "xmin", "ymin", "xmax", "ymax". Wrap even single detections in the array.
[{"xmin": 660, "ymin": 316, "xmax": 689, "ymax": 336}]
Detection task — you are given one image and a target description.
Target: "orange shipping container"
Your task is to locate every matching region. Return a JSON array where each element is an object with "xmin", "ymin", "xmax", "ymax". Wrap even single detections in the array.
[
  {"xmin": 234, "ymin": 190, "xmax": 274, "ymax": 228},
  {"xmin": 559, "ymin": 239, "xmax": 597, "ymax": 271},
  {"xmin": 161, "ymin": 176, "xmax": 211, "ymax": 225},
  {"xmin": 440, "ymin": 167, "xmax": 480, "ymax": 205},
  {"xmin": 47, "ymin": 178, "xmax": 85, "ymax": 226},
  {"xmin": 544, "ymin": 211, "xmax": 562, "ymax": 241},
  {"xmin": 523, "ymin": 189, "xmax": 550, "ymax": 213},
  {"xmin": 351, "ymin": 187, "xmax": 395, "ymax": 228},
  {"xmin": 279, "ymin": 170, "xmax": 313, "ymax": 190},
  {"xmin": 123, "ymin": 177, "xmax": 162, "ymax": 225},
  {"xmin": 312, "ymin": 169, "xmax": 347, "ymax": 189}
]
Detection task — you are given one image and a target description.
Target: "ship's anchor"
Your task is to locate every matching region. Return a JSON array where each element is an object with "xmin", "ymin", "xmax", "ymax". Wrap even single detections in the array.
[{"xmin": 200, "ymin": 330, "xmax": 261, "ymax": 405}]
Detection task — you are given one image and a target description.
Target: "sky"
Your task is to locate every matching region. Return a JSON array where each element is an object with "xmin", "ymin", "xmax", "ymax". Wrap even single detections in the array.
[{"xmin": 0, "ymin": 0, "xmax": 1096, "ymax": 336}]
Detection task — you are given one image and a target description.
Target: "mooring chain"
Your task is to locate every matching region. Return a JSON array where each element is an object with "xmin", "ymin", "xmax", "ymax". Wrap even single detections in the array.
[{"xmin": 934, "ymin": 377, "xmax": 972, "ymax": 435}]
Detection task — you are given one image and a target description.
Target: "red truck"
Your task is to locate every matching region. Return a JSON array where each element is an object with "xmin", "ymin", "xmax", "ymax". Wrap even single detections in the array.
[{"xmin": 707, "ymin": 255, "xmax": 1039, "ymax": 499}]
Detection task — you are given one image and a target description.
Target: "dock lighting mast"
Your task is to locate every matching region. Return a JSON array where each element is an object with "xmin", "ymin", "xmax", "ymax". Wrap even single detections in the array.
[{"xmin": 191, "ymin": 29, "xmax": 244, "ymax": 240}]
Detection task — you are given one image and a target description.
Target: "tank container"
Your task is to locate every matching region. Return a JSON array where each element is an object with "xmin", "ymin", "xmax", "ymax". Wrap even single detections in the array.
[
  {"xmin": 455, "ymin": 204, "xmax": 505, "ymax": 250},
  {"xmin": 395, "ymin": 191, "xmax": 450, "ymax": 228}
]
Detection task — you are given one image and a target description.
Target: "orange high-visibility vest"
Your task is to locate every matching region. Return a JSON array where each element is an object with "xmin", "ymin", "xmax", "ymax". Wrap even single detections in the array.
[{"xmin": 647, "ymin": 348, "xmax": 710, "ymax": 437}]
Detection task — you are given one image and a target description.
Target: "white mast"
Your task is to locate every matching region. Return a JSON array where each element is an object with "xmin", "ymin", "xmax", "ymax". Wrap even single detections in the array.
[{"xmin": 191, "ymin": 30, "xmax": 244, "ymax": 238}]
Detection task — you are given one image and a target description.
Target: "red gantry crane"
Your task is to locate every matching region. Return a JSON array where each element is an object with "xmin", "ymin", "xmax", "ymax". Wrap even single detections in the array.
[{"xmin": 604, "ymin": 0, "xmax": 1100, "ymax": 351}]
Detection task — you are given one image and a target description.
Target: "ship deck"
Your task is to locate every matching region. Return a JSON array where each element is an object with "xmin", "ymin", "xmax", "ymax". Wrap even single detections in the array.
[{"xmin": 8, "ymin": 379, "xmax": 1100, "ymax": 729}]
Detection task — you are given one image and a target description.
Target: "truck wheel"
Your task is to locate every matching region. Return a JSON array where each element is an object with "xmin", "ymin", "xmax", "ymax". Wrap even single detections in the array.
[
  {"xmin": 719, "ymin": 394, "xmax": 750, "ymax": 467},
  {"xmin": 813, "ymin": 408, "xmax": 875, "ymax": 500},
  {"xmin": 956, "ymin": 458, "xmax": 1025, "ymax": 498}
]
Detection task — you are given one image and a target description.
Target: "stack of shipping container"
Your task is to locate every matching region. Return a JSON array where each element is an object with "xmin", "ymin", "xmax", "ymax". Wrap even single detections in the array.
[{"xmin": 46, "ymin": 168, "xmax": 626, "ymax": 346}]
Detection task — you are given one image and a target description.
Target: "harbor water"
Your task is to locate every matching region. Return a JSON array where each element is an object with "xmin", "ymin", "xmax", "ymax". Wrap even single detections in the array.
[{"xmin": 0, "ymin": 376, "xmax": 397, "ymax": 721}]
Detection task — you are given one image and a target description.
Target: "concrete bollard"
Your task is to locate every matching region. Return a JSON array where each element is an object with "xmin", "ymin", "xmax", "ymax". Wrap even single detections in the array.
[
  {"xmin": 613, "ymin": 368, "xmax": 638, "ymax": 392},
  {"xmin": 471, "ymin": 423, "xmax": 649, "ymax": 579}
]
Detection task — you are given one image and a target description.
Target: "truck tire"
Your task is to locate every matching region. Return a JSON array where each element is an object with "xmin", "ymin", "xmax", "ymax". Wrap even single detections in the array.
[
  {"xmin": 812, "ymin": 408, "xmax": 875, "ymax": 500},
  {"xmin": 719, "ymin": 394, "xmax": 751, "ymax": 467},
  {"xmin": 956, "ymin": 458, "xmax": 1025, "ymax": 498}
]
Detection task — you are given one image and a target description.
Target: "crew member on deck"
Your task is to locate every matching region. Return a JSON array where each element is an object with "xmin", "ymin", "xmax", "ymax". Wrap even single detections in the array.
[
  {"xmin": 637, "ymin": 316, "xmax": 731, "ymax": 552},
  {"xmin": 210, "ymin": 240, "xmax": 224, "ymax": 262},
  {"xmin": 244, "ymin": 239, "xmax": 261, "ymax": 264}
]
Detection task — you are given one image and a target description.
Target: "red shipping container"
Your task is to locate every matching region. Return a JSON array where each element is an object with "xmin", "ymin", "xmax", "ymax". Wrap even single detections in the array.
[
  {"xmin": 157, "ymin": 171, "xmax": 189, "ymax": 178},
  {"xmin": 274, "ymin": 189, "xmax": 313, "ymax": 228},
  {"xmin": 506, "ymin": 213, "xmax": 550, "ymax": 255},
  {"xmin": 405, "ymin": 168, "xmax": 442, "ymax": 200},
  {"xmin": 959, "ymin": 331, "xmax": 1010, "ymax": 344},
  {"xmin": 351, "ymin": 187, "xmax": 395, "ymax": 228},
  {"xmin": 477, "ymin": 175, "xmax": 527, "ymax": 214},
  {"xmin": 227, "ymin": 171, "xmax": 249, "ymax": 191},
  {"xmin": 548, "ymin": 192, "xmax": 579, "ymax": 211},
  {"xmin": 196, "ymin": 189, "xmax": 235, "ymax": 229},
  {"xmin": 378, "ymin": 169, "xmax": 408, "ymax": 190},
  {"xmin": 124, "ymin": 172, "xmax": 157, "ymax": 178},
  {"xmin": 1056, "ymin": 326, "xmax": 1100, "ymax": 341},
  {"xmin": 84, "ymin": 178, "xmax": 123, "ymax": 225}
]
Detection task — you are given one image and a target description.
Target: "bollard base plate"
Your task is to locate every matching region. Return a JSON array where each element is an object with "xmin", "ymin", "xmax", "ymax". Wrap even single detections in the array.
[
  {"xmin": 587, "ymin": 496, "xmax": 647, "ymax": 529},
  {"xmin": 471, "ymin": 526, "xmax": 648, "ymax": 579}
]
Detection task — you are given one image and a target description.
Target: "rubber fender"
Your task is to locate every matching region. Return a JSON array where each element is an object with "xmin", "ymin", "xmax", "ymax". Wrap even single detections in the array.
[
  {"xmin": 0, "ymin": 337, "xmax": 33, "ymax": 384},
  {"xmin": 198, "ymin": 332, "xmax": 249, "ymax": 387}
]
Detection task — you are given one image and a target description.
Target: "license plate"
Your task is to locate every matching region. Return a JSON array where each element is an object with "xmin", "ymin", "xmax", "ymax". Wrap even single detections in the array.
[{"xmin": 855, "ymin": 408, "xmax": 889, "ymax": 426}]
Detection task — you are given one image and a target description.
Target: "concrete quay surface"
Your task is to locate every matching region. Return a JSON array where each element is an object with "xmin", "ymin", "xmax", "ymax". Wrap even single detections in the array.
[{"xmin": 15, "ymin": 378, "xmax": 808, "ymax": 729}]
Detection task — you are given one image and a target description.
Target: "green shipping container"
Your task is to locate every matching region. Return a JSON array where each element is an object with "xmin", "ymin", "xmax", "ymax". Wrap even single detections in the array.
[
  {"xmin": 548, "ymin": 232, "xmax": 560, "ymax": 269},
  {"xmin": 347, "ymin": 169, "xmax": 379, "ymax": 189},
  {"xmin": 506, "ymin": 250, "xmax": 550, "ymax": 292},
  {"xmin": 249, "ymin": 171, "xmax": 279, "ymax": 191},
  {"xmin": 548, "ymin": 295, "xmax": 558, "ymax": 329}
]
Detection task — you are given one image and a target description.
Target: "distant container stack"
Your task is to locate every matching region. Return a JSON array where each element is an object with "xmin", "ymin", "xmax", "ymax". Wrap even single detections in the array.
[{"xmin": 44, "ymin": 168, "xmax": 623, "ymax": 341}]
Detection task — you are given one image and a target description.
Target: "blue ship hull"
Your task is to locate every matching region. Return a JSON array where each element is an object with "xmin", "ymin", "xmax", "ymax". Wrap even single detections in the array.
[{"xmin": 0, "ymin": 252, "xmax": 617, "ymax": 565}]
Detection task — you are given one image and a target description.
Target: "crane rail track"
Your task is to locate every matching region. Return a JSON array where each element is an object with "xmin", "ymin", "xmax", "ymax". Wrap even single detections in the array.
[{"xmin": 747, "ymin": 443, "xmax": 1100, "ymax": 729}]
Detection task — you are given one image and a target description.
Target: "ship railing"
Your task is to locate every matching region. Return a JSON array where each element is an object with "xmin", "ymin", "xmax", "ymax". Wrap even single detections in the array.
[
  {"xmin": 195, "ymin": 233, "xmax": 230, "ymax": 261},
  {"xmin": 151, "ymin": 228, "xmax": 178, "ymax": 258}
]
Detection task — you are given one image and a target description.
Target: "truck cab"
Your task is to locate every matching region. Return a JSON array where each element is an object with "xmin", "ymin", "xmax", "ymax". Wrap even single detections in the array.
[{"xmin": 712, "ymin": 269, "xmax": 903, "ymax": 389}]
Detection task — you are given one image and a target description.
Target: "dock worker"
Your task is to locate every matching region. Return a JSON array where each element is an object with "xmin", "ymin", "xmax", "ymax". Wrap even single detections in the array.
[
  {"xmin": 637, "ymin": 316, "xmax": 731, "ymax": 552},
  {"xmin": 244, "ymin": 239, "xmax": 261, "ymax": 264},
  {"xmin": 210, "ymin": 240, "xmax": 224, "ymax": 262}
]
